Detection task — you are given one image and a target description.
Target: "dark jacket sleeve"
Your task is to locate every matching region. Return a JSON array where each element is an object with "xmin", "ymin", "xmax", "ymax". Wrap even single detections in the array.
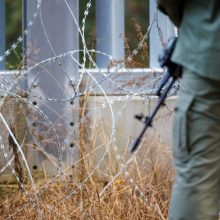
[{"xmin": 157, "ymin": 0, "xmax": 184, "ymax": 27}]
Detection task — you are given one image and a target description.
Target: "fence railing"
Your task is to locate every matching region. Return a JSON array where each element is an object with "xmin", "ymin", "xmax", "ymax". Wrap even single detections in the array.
[
  {"xmin": 0, "ymin": 0, "xmax": 175, "ymax": 178},
  {"xmin": 0, "ymin": 0, "xmax": 5, "ymax": 70},
  {"xmin": 0, "ymin": 0, "xmax": 174, "ymax": 71}
]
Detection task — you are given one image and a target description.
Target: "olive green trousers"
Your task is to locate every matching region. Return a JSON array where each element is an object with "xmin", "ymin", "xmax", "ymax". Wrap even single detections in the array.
[{"xmin": 169, "ymin": 69, "xmax": 220, "ymax": 220}]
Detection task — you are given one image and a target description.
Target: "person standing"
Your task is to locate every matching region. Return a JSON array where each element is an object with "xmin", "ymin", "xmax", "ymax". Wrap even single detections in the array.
[{"xmin": 157, "ymin": 1, "xmax": 220, "ymax": 219}]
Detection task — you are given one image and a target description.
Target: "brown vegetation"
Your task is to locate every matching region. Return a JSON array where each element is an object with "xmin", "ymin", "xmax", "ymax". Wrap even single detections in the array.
[{"xmin": 0, "ymin": 138, "xmax": 174, "ymax": 220}]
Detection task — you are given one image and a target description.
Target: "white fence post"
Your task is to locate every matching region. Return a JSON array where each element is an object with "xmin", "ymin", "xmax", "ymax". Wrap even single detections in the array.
[
  {"xmin": 25, "ymin": 0, "xmax": 79, "ymax": 175},
  {"xmin": 149, "ymin": 0, "xmax": 175, "ymax": 68},
  {"xmin": 0, "ymin": 0, "xmax": 5, "ymax": 70},
  {"xmin": 96, "ymin": 0, "xmax": 125, "ymax": 68}
]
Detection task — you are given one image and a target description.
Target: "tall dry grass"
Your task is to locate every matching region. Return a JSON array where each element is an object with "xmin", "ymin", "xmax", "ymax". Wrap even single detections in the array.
[
  {"xmin": 0, "ymin": 16, "xmax": 175, "ymax": 219},
  {"xmin": 0, "ymin": 135, "xmax": 174, "ymax": 220}
]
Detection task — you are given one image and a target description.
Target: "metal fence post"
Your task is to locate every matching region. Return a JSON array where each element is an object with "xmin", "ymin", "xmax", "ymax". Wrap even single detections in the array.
[
  {"xmin": 0, "ymin": 0, "xmax": 5, "ymax": 70},
  {"xmin": 22, "ymin": 0, "xmax": 27, "ymax": 61},
  {"xmin": 96, "ymin": 0, "xmax": 125, "ymax": 68},
  {"xmin": 149, "ymin": 0, "xmax": 175, "ymax": 68},
  {"xmin": 25, "ymin": 0, "xmax": 79, "ymax": 175}
]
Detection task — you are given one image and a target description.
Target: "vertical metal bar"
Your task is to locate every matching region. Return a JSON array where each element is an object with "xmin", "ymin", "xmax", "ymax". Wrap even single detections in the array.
[
  {"xmin": 0, "ymin": 0, "xmax": 5, "ymax": 70},
  {"xmin": 26, "ymin": 0, "xmax": 79, "ymax": 175},
  {"xmin": 22, "ymin": 0, "xmax": 27, "ymax": 67},
  {"xmin": 149, "ymin": 0, "xmax": 174, "ymax": 68},
  {"xmin": 96, "ymin": 0, "xmax": 125, "ymax": 68}
]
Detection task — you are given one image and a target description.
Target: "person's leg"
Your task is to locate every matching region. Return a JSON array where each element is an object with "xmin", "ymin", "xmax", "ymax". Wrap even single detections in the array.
[{"xmin": 169, "ymin": 69, "xmax": 220, "ymax": 220}]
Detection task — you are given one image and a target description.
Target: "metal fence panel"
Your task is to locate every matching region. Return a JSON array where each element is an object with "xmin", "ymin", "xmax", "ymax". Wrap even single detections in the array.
[
  {"xmin": 96, "ymin": 0, "xmax": 125, "ymax": 68},
  {"xmin": 0, "ymin": 0, "xmax": 5, "ymax": 70},
  {"xmin": 25, "ymin": 0, "xmax": 79, "ymax": 176},
  {"xmin": 149, "ymin": 0, "xmax": 175, "ymax": 68}
]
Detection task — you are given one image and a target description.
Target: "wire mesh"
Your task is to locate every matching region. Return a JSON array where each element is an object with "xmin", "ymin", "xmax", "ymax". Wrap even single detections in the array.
[{"xmin": 0, "ymin": 1, "xmax": 178, "ymax": 219}]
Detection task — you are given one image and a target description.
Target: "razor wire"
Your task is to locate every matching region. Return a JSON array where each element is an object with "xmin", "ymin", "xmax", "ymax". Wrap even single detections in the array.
[
  {"xmin": 2, "ymin": 10, "xmax": 170, "ymax": 220},
  {"xmin": 0, "ymin": 0, "xmax": 42, "ymax": 63},
  {"xmin": 0, "ymin": 1, "xmax": 177, "ymax": 219}
]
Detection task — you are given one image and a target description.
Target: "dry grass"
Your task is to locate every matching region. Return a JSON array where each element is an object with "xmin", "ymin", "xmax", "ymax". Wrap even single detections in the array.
[
  {"xmin": 0, "ymin": 139, "xmax": 174, "ymax": 220},
  {"xmin": 0, "ymin": 78, "xmax": 175, "ymax": 219},
  {"xmin": 0, "ymin": 8, "xmax": 175, "ymax": 219}
]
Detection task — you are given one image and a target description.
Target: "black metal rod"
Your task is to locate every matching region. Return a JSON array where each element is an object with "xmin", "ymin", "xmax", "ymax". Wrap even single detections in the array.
[
  {"xmin": 130, "ymin": 75, "xmax": 176, "ymax": 153},
  {"xmin": 156, "ymin": 70, "xmax": 171, "ymax": 96}
]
